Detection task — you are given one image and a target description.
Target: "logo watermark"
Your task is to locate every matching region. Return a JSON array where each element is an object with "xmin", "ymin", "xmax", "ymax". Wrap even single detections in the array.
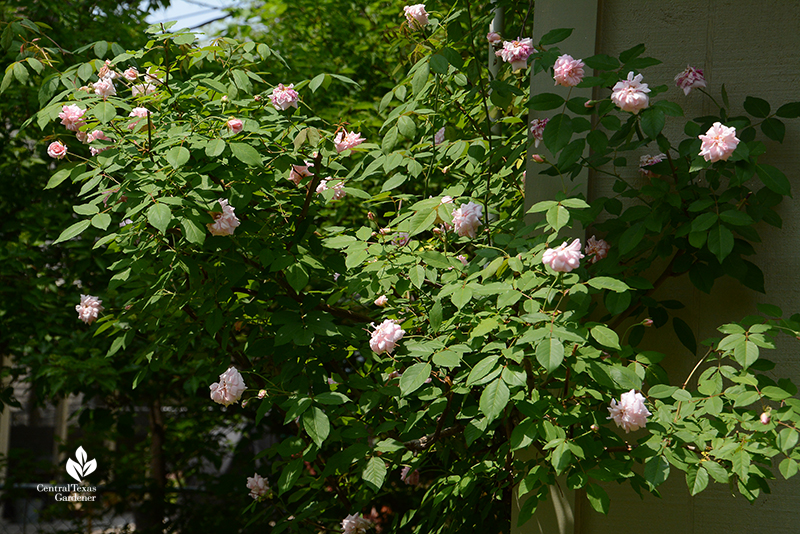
[{"xmin": 36, "ymin": 446, "xmax": 98, "ymax": 502}]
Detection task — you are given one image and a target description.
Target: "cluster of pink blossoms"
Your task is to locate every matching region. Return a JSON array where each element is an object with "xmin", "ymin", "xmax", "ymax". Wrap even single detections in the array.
[
  {"xmin": 639, "ymin": 153, "xmax": 665, "ymax": 177},
  {"xmin": 316, "ymin": 178, "xmax": 346, "ymax": 200},
  {"xmin": 87, "ymin": 130, "xmax": 111, "ymax": 156},
  {"xmin": 542, "ymin": 239, "xmax": 584, "ymax": 272},
  {"xmin": 403, "ymin": 4, "xmax": 429, "ymax": 30},
  {"xmin": 610, "ymin": 71, "xmax": 650, "ymax": 114},
  {"xmin": 334, "ymin": 129, "xmax": 366, "ymax": 153},
  {"xmin": 270, "ymin": 83, "xmax": 299, "ymax": 111},
  {"xmin": 584, "ymin": 235, "xmax": 610, "ymax": 264},
  {"xmin": 607, "ymin": 390, "xmax": 651, "ymax": 433},
  {"xmin": 553, "ymin": 54, "xmax": 585, "ymax": 87},
  {"xmin": 452, "ymin": 201, "xmax": 483, "ymax": 238},
  {"xmin": 529, "ymin": 118, "xmax": 548, "ymax": 148},
  {"xmin": 75, "ymin": 295, "xmax": 104, "ymax": 324},
  {"xmin": 495, "ymin": 38, "xmax": 534, "ymax": 72},
  {"xmin": 341, "ymin": 513, "xmax": 373, "ymax": 534},
  {"xmin": 369, "ymin": 319, "xmax": 405, "ymax": 355},
  {"xmin": 699, "ymin": 122, "xmax": 739, "ymax": 162},
  {"xmin": 58, "ymin": 104, "xmax": 86, "ymax": 131},
  {"xmin": 207, "ymin": 198, "xmax": 240, "ymax": 236},
  {"xmin": 675, "ymin": 65, "xmax": 706, "ymax": 95},
  {"xmin": 209, "ymin": 366, "xmax": 246, "ymax": 406},
  {"xmin": 246, "ymin": 473, "xmax": 269, "ymax": 500}
]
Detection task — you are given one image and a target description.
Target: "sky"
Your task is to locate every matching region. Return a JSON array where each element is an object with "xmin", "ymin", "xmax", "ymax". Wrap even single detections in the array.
[{"xmin": 144, "ymin": 0, "xmax": 236, "ymax": 32}]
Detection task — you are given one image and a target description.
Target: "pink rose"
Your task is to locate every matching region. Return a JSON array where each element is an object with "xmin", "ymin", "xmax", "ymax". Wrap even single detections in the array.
[
  {"xmin": 542, "ymin": 239, "xmax": 584, "ymax": 272},
  {"xmin": 76, "ymin": 131, "xmax": 88, "ymax": 143},
  {"xmin": 334, "ymin": 129, "xmax": 366, "ymax": 153},
  {"xmin": 487, "ymin": 32, "xmax": 502, "ymax": 44},
  {"xmin": 529, "ymin": 118, "xmax": 548, "ymax": 148},
  {"xmin": 209, "ymin": 366, "xmax": 247, "ymax": 406},
  {"xmin": 607, "ymin": 389, "xmax": 651, "ymax": 433},
  {"xmin": 553, "ymin": 54, "xmax": 585, "ymax": 87},
  {"xmin": 401, "ymin": 466, "xmax": 421, "ymax": 486},
  {"xmin": 88, "ymin": 130, "xmax": 111, "ymax": 156},
  {"xmin": 675, "ymin": 65, "xmax": 706, "ymax": 96},
  {"xmin": 246, "ymin": 473, "xmax": 269, "ymax": 500},
  {"xmin": 92, "ymin": 78, "xmax": 116, "ymax": 100},
  {"xmin": 58, "ymin": 105, "xmax": 86, "ymax": 131},
  {"xmin": 207, "ymin": 198, "xmax": 241, "ymax": 236},
  {"xmin": 97, "ymin": 60, "xmax": 118, "ymax": 80},
  {"xmin": 75, "ymin": 294, "xmax": 104, "ymax": 324},
  {"xmin": 270, "ymin": 83, "xmax": 300, "ymax": 111},
  {"xmin": 341, "ymin": 513, "xmax": 373, "ymax": 534},
  {"xmin": 123, "ymin": 67, "xmax": 139, "ymax": 81},
  {"xmin": 457, "ymin": 254, "xmax": 468, "ymax": 266},
  {"xmin": 47, "ymin": 141, "xmax": 68, "ymax": 159},
  {"xmin": 584, "ymin": 235, "xmax": 609, "ymax": 264},
  {"xmin": 289, "ymin": 162, "xmax": 313, "ymax": 185},
  {"xmin": 698, "ymin": 122, "xmax": 739, "ymax": 162},
  {"xmin": 639, "ymin": 153, "xmax": 665, "ymax": 177},
  {"xmin": 495, "ymin": 38, "xmax": 534, "ymax": 72},
  {"xmin": 760, "ymin": 412, "xmax": 771, "ymax": 425},
  {"xmin": 128, "ymin": 107, "xmax": 150, "ymax": 131},
  {"xmin": 369, "ymin": 319, "xmax": 405, "ymax": 355},
  {"xmin": 226, "ymin": 117, "xmax": 244, "ymax": 135},
  {"xmin": 531, "ymin": 154, "xmax": 544, "ymax": 163},
  {"xmin": 374, "ymin": 295, "xmax": 389, "ymax": 307},
  {"xmin": 611, "ymin": 71, "xmax": 650, "ymax": 114},
  {"xmin": 452, "ymin": 201, "xmax": 483, "ymax": 238},
  {"xmin": 257, "ymin": 389, "xmax": 267, "ymax": 399},
  {"xmin": 403, "ymin": 4, "xmax": 429, "ymax": 30}
]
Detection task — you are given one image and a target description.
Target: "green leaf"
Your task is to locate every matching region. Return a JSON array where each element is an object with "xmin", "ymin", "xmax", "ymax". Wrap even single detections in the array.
[
  {"xmin": 640, "ymin": 108, "xmax": 665, "ymax": 138},
  {"xmin": 528, "ymin": 93, "xmax": 565, "ymax": 111},
  {"xmin": 743, "ymin": 96, "xmax": 770, "ymax": 118},
  {"xmin": 585, "ymin": 484, "xmax": 610, "ymax": 514},
  {"xmin": 687, "ymin": 465, "xmax": 709, "ymax": 496},
  {"xmin": 315, "ymin": 391, "xmax": 351, "ymax": 405},
  {"xmin": 618, "ymin": 222, "xmax": 645, "ymax": 254},
  {"xmin": 409, "ymin": 264, "xmax": 425, "ymax": 289},
  {"xmin": 776, "ymin": 102, "xmax": 800, "ymax": 118},
  {"xmin": 180, "ymin": 217, "xmax": 205, "ymax": 245},
  {"xmin": 587, "ymin": 277, "xmax": 631, "ymax": 292},
  {"xmin": 411, "ymin": 62, "xmax": 429, "ymax": 96},
  {"xmin": 673, "ymin": 317, "xmax": 697, "ymax": 354},
  {"xmin": 285, "ymin": 263, "xmax": 309, "ymax": 293},
  {"xmin": 539, "ymin": 28, "xmax": 573, "ymax": 46},
  {"xmin": 467, "ymin": 356, "xmax": 500, "ymax": 387},
  {"xmin": 756, "ymin": 164, "xmax": 791, "ymax": 196},
  {"xmin": 719, "ymin": 210, "xmax": 754, "ymax": 226},
  {"xmin": 451, "ymin": 285, "xmax": 473, "ymax": 309},
  {"xmin": 536, "ymin": 337, "xmax": 564, "ymax": 373},
  {"xmin": 91, "ymin": 213, "xmax": 111, "ymax": 230},
  {"xmin": 362, "ymin": 457, "xmax": 387, "ymax": 492},
  {"xmin": 205, "ymin": 139, "xmax": 226, "ymax": 157},
  {"xmin": 397, "ymin": 115, "xmax": 416, "ymax": 139},
  {"xmin": 543, "ymin": 114, "xmax": 573, "ymax": 155},
  {"xmin": 430, "ymin": 299, "xmax": 442, "ymax": 332},
  {"xmin": 53, "ymin": 220, "xmax": 91, "ymax": 244},
  {"xmin": 382, "ymin": 126, "xmax": 398, "ymax": 152},
  {"xmin": 429, "ymin": 54, "xmax": 449, "ymax": 74},
  {"xmin": 644, "ymin": 455, "xmax": 670, "ymax": 490},
  {"xmin": 733, "ymin": 339, "xmax": 759, "ymax": 369},
  {"xmin": 147, "ymin": 203, "xmax": 172, "ymax": 234},
  {"xmin": 591, "ymin": 326, "xmax": 620, "ymax": 350},
  {"xmin": 702, "ymin": 461, "xmax": 729, "ymax": 483},
  {"xmin": 45, "ymin": 168, "xmax": 72, "ymax": 189},
  {"xmin": 582, "ymin": 54, "xmax": 619, "ymax": 71},
  {"xmin": 545, "ymin": 205, "xmax": 570, "ymax": 231},
  {"xmin": 648, "ymin": 384, "xmax": 678, "ymax": 398},
  {"xmin": 277, "ymin": 458, "xmax": 303, "ymax": 496},
  {"xmin": 302, "ymin": 406, "xmax": 330, "ymax": 447},
  {"xmin": 12, "ymin": 62, "xmax": 28, "ymax": 84},
  {"xmin": 479, "ymin": 378, "xmax": 510, "ymax": 421},
  {"xmin": 761, "ymin": 117, "xmax": 785, "ymax": 143},
  {"xmin": 779, "ymin": 458, "xmax": 798, "ymax": 480},
  {"xmin": 230, "ymin": 142, "xmax": 262, "ymax": 166},
  {"xmin": 92, "ymin": 102, "xmax": 116, "ymax": 123},
  {"xmin": 777, "ymin": 428, "xmax": 798, "ymax": 453},
  {"xmin": 166, "ymin": 146, "xmax": 190, "ymax": 169},
  {"xmin": 400, "ymin": 362, "xmax": 431, "ymax": 396},
  {"xmin": 309, "ymin": 73, "xmax": 326, "ymax": 92}
]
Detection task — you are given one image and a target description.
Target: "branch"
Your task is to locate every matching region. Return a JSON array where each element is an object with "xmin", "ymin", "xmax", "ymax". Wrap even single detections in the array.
[{"xmin": 404, "ymin": 424, "xmax": 464, "ymax": 452}]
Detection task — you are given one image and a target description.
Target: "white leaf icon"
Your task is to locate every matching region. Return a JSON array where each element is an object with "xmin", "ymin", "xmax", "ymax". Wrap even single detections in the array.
[
  {"xmin": 76, "ymin": 446, "xmax": 87, "ymax": 465},
  {"xmin": 66, "ymin": 459, "xmax": 83, "ymax": 482},
  {"xmin": 82, "ymin": 459, "xmax": 97, "ymax": 478}
]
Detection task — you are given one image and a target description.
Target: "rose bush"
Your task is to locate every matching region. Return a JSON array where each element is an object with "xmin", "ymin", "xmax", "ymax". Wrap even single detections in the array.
[{"xmin": 5, "ymin": 1, "xmax": 800, "ymax": 533}]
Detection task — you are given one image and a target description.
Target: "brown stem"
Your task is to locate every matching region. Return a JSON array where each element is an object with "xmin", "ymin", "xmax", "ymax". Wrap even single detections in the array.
[{"xmin": 404, "ymin": 424, "xmax": 464, "ymax": 453}]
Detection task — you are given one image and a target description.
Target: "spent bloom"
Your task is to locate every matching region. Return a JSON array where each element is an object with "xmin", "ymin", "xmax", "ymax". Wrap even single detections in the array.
[
  {"xmin": 226, "ymin": 117, "xmax": 244, "ymax": 135},
  {"xmin": 207, "ymin": 199, "xmax": 241, "ymax": 236},
  {"xmin": 607, "ymin": 390, "xmax": 651, "ymax": 433},
  {"xmin": 611, "ymin": 71, "xmax": 650, "ymax": 114},
  {"xmin": 47, "ymin": 141, "xmax": 68, "ymax": 159},
  {"xmin": 675, "ymin": 65, "xmax": 706, "ymax": 96},
  {"xmin": 487, "ymin": 31, "xmax": 502, "ymax": 44},
  {"xmin": 75, "ymin": 294, "xmax": 104, "ymax": 324},
  {"xmin": 316, "ymin": 178, "xmax": 346, "ymax": 200},
  {"xmin": 639, "ymin": 153, "xmax": 665, "ymax": 177},
  {"xmin": 553, "ymin": 54, "xmax": 585, "ymax": 87},
  {"xmin": 58, "ymin": 105, "xmax": 86, "ymax": 131},
  {"xmin": 341, "ymin": 514, "xmax": 373, "ymax": 534},
  {"xmin": 334, "ymin": 129, "xmax": 366, "ymax": 153},
  {"xmin": 452, "ymin": 201, "xmax": 483, "ymax": 238},
  {"xmin": 369, "ymin": 319, "xmax": 405, "ymax": 355},
  {"xmin": 270, "ymin": 83, "xmax": 300, "ymax": 110},
  {"xmin": 122, "ymin": 67, "xmax": 139, "ymax": 81},
  {"xmin": 92, "ymin": 78, "xmax": 116, "ymax": 100},
  {"xmin": 529, "ymin": 118, "xmax": 548, "ymax": 148},
  {"xmin": 246, "ymin": 474, "xmax": 269, "ymax": 500},
  {"xmin": 374, "ymin": 295, "xmax": 389, "ymax": 307},
  {"xmin": 392, "ymin": 232, "xmax": 410, "ymax": 247},
  {"xmin": 434, "ymin": 126, "xmax": 445, "ymax": 145},
  {"xmin": 403, "ymin": 4, "xmax": 429, "ymax": 30},
  {"xmin": 584, "ymin": 236, "xmax": 610, "ymax": 264},
  {"xmin": 496, "ymin": 38, "xmax": 534, "ymax": 72},
  {"xmin": 209, "ymin": 366, "xmax": 247, "ymax": 406},
  {"xmin": 699, "ymin": 122, "xmax": 739, "ymax": 162},
  {"xmin": 289, "ymin": 162, "xmax": 313, "ymax": 185},
  {"xmin": 542, "ymin": 239, "xmax": 584, "ymax": 272},
  {"xmin": 401, "ymin": 466, "xmax": 421, "ymax": 486},
  {"xmin": 97, "ymin": 60, "xmax": 118, "ymax": 80}
]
